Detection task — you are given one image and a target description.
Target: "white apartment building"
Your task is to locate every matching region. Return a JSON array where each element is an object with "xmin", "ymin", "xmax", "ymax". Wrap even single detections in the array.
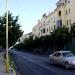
[
  {"xmin": 32, "ymin": 0, "xmax": 75, "ymax": 39},
  {"xmin": 32, "ymin": 14, "xmax": 51, "ymax": 39},
  {"xmin": 32, "ymin": 20, "xmax": 41, "ymax": 39}
]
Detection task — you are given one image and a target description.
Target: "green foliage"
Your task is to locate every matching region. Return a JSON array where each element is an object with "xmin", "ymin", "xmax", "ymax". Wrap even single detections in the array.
[
  {"xmin": 23, "ymin": 36, "xmax": 35, "ymax": 52},
  {"xmin": 71, "ymin": 23, "xmax": 75, "ymax": 37},
  {"xmin": 0, "ymin": 12, "xmax": 23, "ymax": 48},
  {"xmin": 51, "ymin": 26, "xmax": 71, "ymax": 51}
]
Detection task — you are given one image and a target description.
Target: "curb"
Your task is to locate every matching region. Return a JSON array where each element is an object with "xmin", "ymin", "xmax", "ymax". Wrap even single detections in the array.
[
  {"xmin": 1, "ymin": 52, "xmax": 16, "ymax": 75},
  {"xmin": 13, "ymin": 69, "xmax": 16, "ymax": 75},
  {"xmin": 9, "ymin": 58, "xmax": 17, "ymax": 75}
]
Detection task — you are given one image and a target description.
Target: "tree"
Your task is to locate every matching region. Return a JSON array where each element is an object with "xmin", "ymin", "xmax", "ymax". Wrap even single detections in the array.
[
  {"xmin": 51, "ymin": 26, "xmax": 71, "ymax": 51},
  {"xmin": 0, "ymin": 12, "xmax": 23, "ymax": 48},
  {"xmin": 71, "ymin": 23, "xmax": 75, "ymax": 37}
]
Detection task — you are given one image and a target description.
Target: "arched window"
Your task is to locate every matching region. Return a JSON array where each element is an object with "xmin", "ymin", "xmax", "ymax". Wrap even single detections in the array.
[{"xmin": 58, "ymin": 11, "xmax": 61, "ymax": 16}]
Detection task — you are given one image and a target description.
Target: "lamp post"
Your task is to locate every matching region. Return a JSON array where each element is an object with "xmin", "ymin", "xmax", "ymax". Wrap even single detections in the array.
[{"xmin": 6, "ymin": 0, "xmax": 9, "ymax": 73}]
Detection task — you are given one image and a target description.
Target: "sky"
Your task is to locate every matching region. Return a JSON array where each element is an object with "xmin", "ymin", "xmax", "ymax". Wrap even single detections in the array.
[{"xmin": 0, "ymin": 0, "xmax": 59, "ymax": 34}]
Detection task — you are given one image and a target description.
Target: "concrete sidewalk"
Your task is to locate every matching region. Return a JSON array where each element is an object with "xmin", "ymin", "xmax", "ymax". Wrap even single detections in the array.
[{"xmin": 0, "ymin": 52, "xmax": 15, "ymax": 75}]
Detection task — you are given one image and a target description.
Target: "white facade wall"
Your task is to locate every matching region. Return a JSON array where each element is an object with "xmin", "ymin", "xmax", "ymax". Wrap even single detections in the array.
[
  {"xmin": 32, "ymin": 0, "xmax": 75, "ymax": 39},
  {"xmin": 19, "ymin": 32, "xmax": 32, "ymax": 43}
]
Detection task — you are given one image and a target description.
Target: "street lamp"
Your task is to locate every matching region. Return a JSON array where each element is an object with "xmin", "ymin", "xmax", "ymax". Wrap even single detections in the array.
[{"xmin": 6, "ymin": 0, "xmax": 9, "ymax": 73}]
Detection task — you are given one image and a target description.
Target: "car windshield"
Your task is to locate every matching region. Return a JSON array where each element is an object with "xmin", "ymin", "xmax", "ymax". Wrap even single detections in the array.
[{"xmin": 62, "ymin": 52, "xmax": 74, "ymax": 57}]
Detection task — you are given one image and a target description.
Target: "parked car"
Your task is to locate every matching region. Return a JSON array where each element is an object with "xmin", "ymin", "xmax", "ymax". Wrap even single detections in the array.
[{"xmin": 49, "ymin": 51, "xmax": 75, "ymax": 68}]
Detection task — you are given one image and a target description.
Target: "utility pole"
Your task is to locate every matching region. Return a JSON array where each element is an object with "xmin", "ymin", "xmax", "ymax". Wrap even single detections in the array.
[{"xmin": 6, "ymin": 0, "xmax": 9, "ymax": 73}]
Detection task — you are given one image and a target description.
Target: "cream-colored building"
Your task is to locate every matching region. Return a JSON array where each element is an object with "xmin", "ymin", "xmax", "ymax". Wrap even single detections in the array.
[
  {"xmin": 32, "ymin": 20, "xmax": 41, "ymax": 39},
  {"xmin": 19, "ymin": 32, "xmax": 32, "ymax": 43},
  {"xmin": 65, "ymin": 0, "xmax": 75, "ymax": 29},
  {"xmin": 32, "ymin": 0, "xmax": 75, "ymax": 38},
  {"xmin": 40, "ymin": 14, "xmax": 50, "ymax": 36},
  {"xmin": 32, "ymin": 14, "xmax": 51, "ymax": 39}
]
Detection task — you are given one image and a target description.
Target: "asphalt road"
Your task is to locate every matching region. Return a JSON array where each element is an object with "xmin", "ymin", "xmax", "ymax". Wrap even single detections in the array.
[{"xmin": 10, "ymin": 50, "xmax": 75, "ymax": 75}]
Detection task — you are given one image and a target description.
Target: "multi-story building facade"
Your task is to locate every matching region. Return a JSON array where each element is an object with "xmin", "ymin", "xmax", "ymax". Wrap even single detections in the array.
[
  {"xmin": 32, "ymin": 0, "xmax": 75, "ymax": 39},
  {"xmin": 18, "ymin": 32, "xmax": 32, "ymax": 43},
  {"xmin": 32, "ymin": 14, "xmax": 51, "ymax": 39},
  {"xmin": 56, "ymin": 0, "xmax": 75, "ymax": 30},
  {"xmin": 39, "ymin": 14, "xmax": 50, "ymax": 36},
  {"xmin": 32, "ymin": 20, "xmax": 41, "ymax": 39}
]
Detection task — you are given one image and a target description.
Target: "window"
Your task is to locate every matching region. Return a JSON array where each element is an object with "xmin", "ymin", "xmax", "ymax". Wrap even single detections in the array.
[
  {"xmin": 54, "ymin": 20, "xmax": 55, "ymax": 23},
  {"xmin": 62, "ymin": 52, "xmax": 74, "ymax": 57},
  {"xmin": 49, "ymin": 27, "xmax": 50, "ymax": 31},
  {"xmin": 69, "ymin": 19, "xmax": 71, "ymax": 25},
  {"xmin": 65, "ymin": 0, "xmax": 67, "ymax": 3},
  {"xmin": 66, "ymin": 9, "xmax": 70, "ymax": 15},
  {"xmin": 53, "ymin": 53, "xmax": 57, "ymax": 56},
  {"xmin": 56, "ymin": 53, "xmax": 62, "ymax": 57},
  {"xmin": 68, "ymin": 0, "xmax": 70, "ymax": 3},
  {"xmin": 67, "ymin": 20, "xmax": 68, "ymax": 25},
  {"xmin": 42, "ymin": 28, "xmax": 45, "ymax": 33},
  {"xmin": 66, "ymin": 10, "xmax": 68, "ymax": 15},
  {"xmin": 58, "ymin": 20, "xmax": 62, "ymax": 26},
  {"xmin": 47, "ymin": 28, "xmax": 48, "ymax": 32},
  {"xmin": 69, "ymin": 8, "xmax": 70, "ymax": 14},
  {"xmin": 54, "ymin": 25, "xmax": 56, "ymax": 29},
  {"xmin": 53, "ymin": 53, "xmax": 62, "ymax": 57},
  {"xmin": 65, "ymin": 0, "xmax": 70, "ymax": 4},
  {"xmin": 53, "ymin": 16, "xmax": 55, "ymax": 23},
  {"xmin": 58, "ymin": 11, "xmax": 61, "ymax": 16},
  {"xmin": 57, "ymin": 20, "xmax": 62, "ymax": 27}
]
